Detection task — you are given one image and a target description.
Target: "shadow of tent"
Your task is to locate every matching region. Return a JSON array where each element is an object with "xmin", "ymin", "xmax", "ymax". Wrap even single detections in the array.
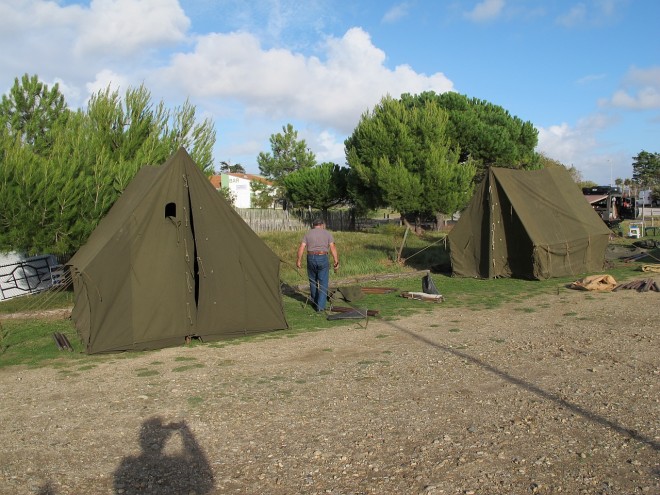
[
  {"xmin": 638, "ymin": 245, "xmax": 660, "ymax": 263},
  {"xmin": 280, "ymin": 282, "xmax": 310, "ymax": 305}
]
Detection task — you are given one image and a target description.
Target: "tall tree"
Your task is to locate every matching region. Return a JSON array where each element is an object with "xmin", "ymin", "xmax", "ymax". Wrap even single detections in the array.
[
  {"xmin": 219, "ymin": 161, "xmax": 246, "ymax": 173},
  {"xmin": 250, "ymin": 181, "xmax": 276, "ymax": 209},
  {"xmin": 345, "ymin": 95, "xmax": 475, "ymax": 226},
  {"xmin": 257, "ymin": 123, "xmax": 316, "ymax": 206},
  {"xmin": 282, "ymin": 162, "xmax": 348, "ymax": 213},
  {"xmin": 538, "ymin": 153, "xmax": 584, "ymax": 184},
  {"xmin": 85, "ymin": 85, "xmax": 216, "ymax": 180},
  {"xmin": 401, "ymin": 91, "xmax": 540, "ymax": 180},
  {"xmin": 632, "ymin": 151, "xmax": 660, "ymax": 188},
  {"xmin": 0, "ymin": 73, "xmax": 69, "ymax": 154},
  {"xmin": 0, "ymin": 78, "xmax": 217, "ymax": 256}
]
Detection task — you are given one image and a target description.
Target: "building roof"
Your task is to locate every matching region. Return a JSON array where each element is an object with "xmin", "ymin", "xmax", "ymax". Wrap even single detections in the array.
[
  {"xmin": 226, "ymin": 173, "xmax": 273, "ymax": 186},
  {"xmin": 208, "ymin": 173, "xmax": 273, "ymax": 189},
  {"xmin": 209, "ymin": 175, "xmax": 222, "ymax": 189}
]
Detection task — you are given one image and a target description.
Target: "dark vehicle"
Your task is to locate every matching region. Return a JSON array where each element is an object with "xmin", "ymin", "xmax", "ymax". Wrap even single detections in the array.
[{"xmin": 582, "ymin": 186, "xmax": 637, "ymax": 227}]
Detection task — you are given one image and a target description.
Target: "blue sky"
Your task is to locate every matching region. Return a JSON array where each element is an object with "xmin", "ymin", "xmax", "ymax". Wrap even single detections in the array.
[{"xmin": 1, "ymin": 0, "xmax": 658, "ymax": 185}]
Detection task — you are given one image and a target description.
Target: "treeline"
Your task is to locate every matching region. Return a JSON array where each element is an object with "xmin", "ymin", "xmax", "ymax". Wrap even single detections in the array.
[
  {"xmin": 0, "ymin": 74, "xmax": 215, "ymax": 255},
  {"xmin": 255, "ymin": 92, "xmax": 541, "ymax": 229},
  {"xmin": 1, "ymin": 74, "xmax": 546, "ymax": 257}
]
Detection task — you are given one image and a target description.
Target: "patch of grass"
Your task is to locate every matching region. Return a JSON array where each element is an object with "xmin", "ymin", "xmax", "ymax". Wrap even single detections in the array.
[
  {"xmin": 563, "ymin": 312, "xmax": 578, "ymax": 317},
  {"xmin": 172, "ymin": 363, "xmax": 205, "ymax": 372},
  {"xmin": 0, "ymin": 232, "xmax": 652, "ymax": 370},
  {"xmin": 215, "ymin": 359, "xmax": 235, "ymax": 366},
  {"xmin": 0, "ymin": 291, "xmax": 73, "ymax": 315},
  {"xmin": 263, "ymin": 230, "xmax": 448, "ymax": 285},
  {"xmin": 77, "ymin": 364, "xmax": 96, "ymax": 371},
  {"xmin": 375, "ymin": 334, "xmax": 390, "ymax": 339},
  {"xmin": 514, "ymin": 307, "xmax": 536, "ymax": 313},
  {"xmin": 174, "ymin": 356, "xmax": 197, "ymax": 362},
  {"xmin": 0, "ymin": 318, "xmax": 87, "ymax": 368},
  {"xmin": 187, "ymin": 396, "xmax": 204, "ymax": 407},
  {"xmin": 136, "ymin": 369, "xmax": 160, "ymax": 377},
  {"xmin": 318, "ymin": 369, "xmax": 333, "ymax": 376},
  {"xmin": 490, "ymin": 338, "xmax": 506, "ymax": 344},
  {"xmin": 449, "ymin": 328, "xmax": 461, "ymax": 333}
]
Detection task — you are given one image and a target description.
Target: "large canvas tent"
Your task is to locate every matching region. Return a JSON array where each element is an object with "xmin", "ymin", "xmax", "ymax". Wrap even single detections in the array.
[
  {"xmin": 448, "ymin": 167, "xmax": 611, "ymax": 280},
  {"xmin": 67, "ymin": 148, "xmax": 287, "ymax": 354}
]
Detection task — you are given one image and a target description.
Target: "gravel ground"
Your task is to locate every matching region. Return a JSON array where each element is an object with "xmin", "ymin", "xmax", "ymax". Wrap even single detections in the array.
[{"xmin": 0, "ymin": 286, "xmax": 658, "ymax": 495}]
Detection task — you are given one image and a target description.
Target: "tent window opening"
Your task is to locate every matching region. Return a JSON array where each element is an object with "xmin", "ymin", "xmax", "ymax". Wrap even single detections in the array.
[{"xmin": 165, "ymin": 202, "xmax": 177, "ymax": 218}]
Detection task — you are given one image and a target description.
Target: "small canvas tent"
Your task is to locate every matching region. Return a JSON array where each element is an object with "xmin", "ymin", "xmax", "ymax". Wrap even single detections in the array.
[
  {"xmin": 67, "ymin": 148, "xmax": 287, "ymax": 353},
  {"xmin": 448, "ymin": 167, "xmax": 611, "ymax": 280}
]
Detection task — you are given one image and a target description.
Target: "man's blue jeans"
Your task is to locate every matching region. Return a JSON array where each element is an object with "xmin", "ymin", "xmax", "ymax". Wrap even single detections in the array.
[{"xmin": 307, "ymin": 254, "xmax": 330, "ymax": 311}]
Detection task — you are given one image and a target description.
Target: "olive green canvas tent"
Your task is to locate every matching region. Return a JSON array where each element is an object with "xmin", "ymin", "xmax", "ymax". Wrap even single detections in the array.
[
  {"xmin": 448, "ymin": 167, "xmax": 611, "ymax": 280},
  {"xmin": 67, "ymin": 148, "xmax": 288, "ymax": 354}
]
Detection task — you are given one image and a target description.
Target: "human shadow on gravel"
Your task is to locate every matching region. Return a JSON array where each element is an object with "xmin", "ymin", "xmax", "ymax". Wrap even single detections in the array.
[
  {"xmin": 36, "ymin": 482, "xmax": 56, "ymax": 494},
  {"xmin": 113, "ymin": 416, "xmax": 214, "ymax": 494},
  {"xmin": 386, "ymin": 320, "xmax": 660, "ymax": 452}
]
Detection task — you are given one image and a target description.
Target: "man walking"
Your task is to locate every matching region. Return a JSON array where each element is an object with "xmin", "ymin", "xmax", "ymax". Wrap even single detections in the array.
[{"xmin": 296, "ymin": 218, "xmax": 339, "ymax": 312}]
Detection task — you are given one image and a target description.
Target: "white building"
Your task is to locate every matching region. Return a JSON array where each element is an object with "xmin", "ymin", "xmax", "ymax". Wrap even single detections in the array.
[
  {"xmin": 637, "ymin": 189, "xmax": 658, "ymax": 207},
  {"xmin": 209, "ymin": 173, "xmax": 274, "ymax": 208}
]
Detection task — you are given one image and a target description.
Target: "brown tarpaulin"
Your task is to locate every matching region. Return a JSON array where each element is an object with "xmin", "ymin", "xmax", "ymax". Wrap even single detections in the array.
[
  {"xmin": 569, "ymin": 274, "xmax": 618, "ymax": 291},
  {"xmin": 67, "ymin": 148, "xmax": 288, "ymax": 354}
]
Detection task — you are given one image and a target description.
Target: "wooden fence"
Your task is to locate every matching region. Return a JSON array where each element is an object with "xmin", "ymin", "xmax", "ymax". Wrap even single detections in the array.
[{"xmin": 235, "ymin": 208, "xmax": 377, "ymax": 232}]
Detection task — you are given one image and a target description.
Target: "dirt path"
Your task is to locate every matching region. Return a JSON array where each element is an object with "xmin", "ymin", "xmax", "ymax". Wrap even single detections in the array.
[{"xmin": 0, "ymin": 288, "xmax": 658, "ymax": 494}]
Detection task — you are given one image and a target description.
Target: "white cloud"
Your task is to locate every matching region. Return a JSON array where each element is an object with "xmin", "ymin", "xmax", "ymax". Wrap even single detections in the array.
[
  {"xmin": 157, "ymin": 27, "xmax": 454, "ymax": 134},
  {"xmin": 382, "ymin": 3, "xmax": 410, "ymax": 23},
  {"xmin": 464, "ymin": 0, "xmax": 505, "ymax": 23},
  {"xmin": 51, "ymin": 77, "xmax": 84, "ymax": 108},
  {"xmin": 85, "ymin": 69, "xmax": 131, "ymax": 96},
  {"xmin": 537, "ymin": 113, "xmax": 629, "ymax": 183},
  {"xmin": 597, "ymin": 0, "xmax": 618, "ymax": 17},
  {"xmin": 309, "ymin": 130, "xmax": 346, "ymax": 164},
  {"xmin": 556, "ymin": 3, "xmax": 587, "ymax": 27},
  {"xmin": 538, "ymin": 121, "xmax": 596, "ymax": 164},
  {"xmin": 0, "ymin": 0, "xmax": 191, "ymax": 109},
  {"xmin": 600, "ymin": 66, "xmax": 660, "ymax": 110},
  {"xmin": 75, "ymin": 0, "xmax": 190, "ymax": 57},
  {"xmin": 0, "ymin": 1, "xmax": 83, "ymax": 83},
  {"xmin": 576, "ymin": 73, "xmax": 606, "ymax": 85},
  {"xmin": 556, "ymin": 0, "xmax": 622, "ymax": 28}
]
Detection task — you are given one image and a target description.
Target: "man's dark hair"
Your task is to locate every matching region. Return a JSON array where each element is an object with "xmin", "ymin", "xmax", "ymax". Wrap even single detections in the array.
[{"xmin": 312, "ymin": 218, "xmax": 324, "ymax": 226}]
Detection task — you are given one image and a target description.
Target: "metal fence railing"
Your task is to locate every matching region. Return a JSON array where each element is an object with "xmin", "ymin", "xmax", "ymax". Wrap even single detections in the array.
[{"xmin": 0, "ymin": 255, "xmax": 65, "ymax": 301}]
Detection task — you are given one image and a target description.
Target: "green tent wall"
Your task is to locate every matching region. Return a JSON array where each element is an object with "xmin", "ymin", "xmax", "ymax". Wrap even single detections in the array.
[
  {"xmin": 67, "ymin": 148, "xmax": 288, "ymax": 353},
  {"xmin": 448, "ymin": 167, "xmax": 611, "ymax": 280}
]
